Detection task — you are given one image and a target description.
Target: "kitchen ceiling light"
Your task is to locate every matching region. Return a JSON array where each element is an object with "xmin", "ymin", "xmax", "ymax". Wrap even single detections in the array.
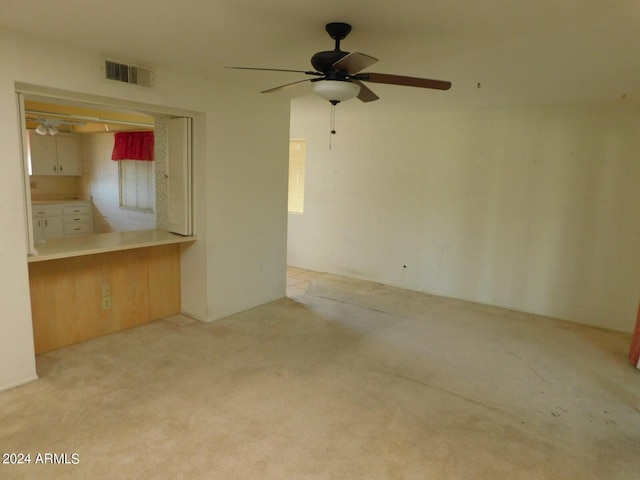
[{"xmin": 35, "ymin": 119, "xmax": 61, "ymax": 135}]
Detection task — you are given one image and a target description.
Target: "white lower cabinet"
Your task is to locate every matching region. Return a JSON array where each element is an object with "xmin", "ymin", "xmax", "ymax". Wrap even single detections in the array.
[
  {"xmin": 32, "ymin": 202, "xmax": 93, "ymax": 241},
  {"xmin": 33, "ymin": 215, "xmax": 64, "ymax": 243},
  {"xmin": 61, "ymin": 204, "xmax": 93, "ymax": 237}
]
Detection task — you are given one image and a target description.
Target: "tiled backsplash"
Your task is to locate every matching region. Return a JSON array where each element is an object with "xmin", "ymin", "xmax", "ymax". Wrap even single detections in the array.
[
  {"xmin": 30, "ymin": 175, "xmax": 80, "ymax": 196},
  {"xmin": 31, "ymin": 193, "xmax": 92, "ymax": 202}
]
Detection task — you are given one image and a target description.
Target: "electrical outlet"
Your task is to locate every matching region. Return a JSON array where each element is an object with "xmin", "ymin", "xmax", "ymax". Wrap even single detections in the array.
[
  {"xmin": 102, "ymin": 296, "xmax": 112, "ymax": 310},
  {"xmin": 102, "ymin": 284, "xmax": 111, "ymax": 296}
]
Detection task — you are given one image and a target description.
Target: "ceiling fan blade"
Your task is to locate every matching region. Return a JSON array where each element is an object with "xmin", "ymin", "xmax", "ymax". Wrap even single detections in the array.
[
  {"xmin": 359, "ymin": 72, "xmax": 451, "ymax": 90},
  {"xmin": 351, "ymin": 80, "xmax": 379, "ymax": 102},
  {"xmin": 226, "ymin": 66, "xmax": 322, "ymax": 76},
  {"xmin": 261, "ymin": 78, "xmax": 313, "ymax": 94},
  {"xmin": 332, "ymin": 52, "xmax": 378, "ymax": 74}
]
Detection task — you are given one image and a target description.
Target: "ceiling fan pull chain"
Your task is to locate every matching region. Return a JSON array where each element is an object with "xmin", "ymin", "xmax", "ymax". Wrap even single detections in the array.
[
  {"xmin": 329, "ymin": 103, "xmax": 337, "ymax": 148},
  {"xmin": 331, "ymin": 104, "xmax": 336, "ymax": 134}
]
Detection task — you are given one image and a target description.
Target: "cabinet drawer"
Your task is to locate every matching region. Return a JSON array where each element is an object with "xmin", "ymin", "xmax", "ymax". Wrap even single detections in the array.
[
  {"xmin": 64, "ymin": 223, "xmax": 93, "ymax": 236},
  {"xmin": 32, "ymin": 205, "xmax": 63, "ymax": 217},
  {"xmin": 62, "ymin": 204, "xmax": 91, "ymax": 216},
  {"xmin": 64, "ymin": 214, "xmax": 91, "ymax": 223}
]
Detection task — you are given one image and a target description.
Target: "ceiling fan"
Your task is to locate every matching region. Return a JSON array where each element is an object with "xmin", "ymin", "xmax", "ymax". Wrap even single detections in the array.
[{"xmin": 228, "ymin": 22, "xmax": 451, "ymax": 105}]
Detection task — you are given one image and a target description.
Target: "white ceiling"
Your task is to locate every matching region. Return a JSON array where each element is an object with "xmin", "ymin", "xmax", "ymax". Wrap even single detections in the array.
[{"xmin": 2, "ymin": 1, "xmax": 639, "ymax": 110}]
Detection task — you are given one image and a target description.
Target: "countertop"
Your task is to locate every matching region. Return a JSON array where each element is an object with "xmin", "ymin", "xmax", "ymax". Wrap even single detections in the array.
[
  {"xmin": 32, "ymin": 199, "xmax": 91, "ymax": 205},
  {"xmin": 28, "ymin": 229, "xmax": 197, "ymax": 263},
  {"xmin": 30, "ymin": 194, "xmax": 92, "ymax": 205}
]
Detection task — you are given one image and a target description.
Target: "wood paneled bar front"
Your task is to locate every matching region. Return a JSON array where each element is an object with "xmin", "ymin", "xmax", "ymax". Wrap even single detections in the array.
[{"xmin": 27, "ymin": 229, "xmax": 196, "ymax": 354}]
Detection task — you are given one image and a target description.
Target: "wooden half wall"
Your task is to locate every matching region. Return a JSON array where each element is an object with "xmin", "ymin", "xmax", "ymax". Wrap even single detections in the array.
[{"xmin": 28, "ymin": 244, "xmax": 181, "ymax": 354}]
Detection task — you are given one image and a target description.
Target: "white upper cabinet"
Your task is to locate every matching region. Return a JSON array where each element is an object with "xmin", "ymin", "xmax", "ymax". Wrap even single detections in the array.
[
  {"xmin": 28, "ymin": 133, "xmax": 56, "ymax": 175},
  {"xmin": 28, "ymin": 131, "xmax": 82, "ymax": 176},
  {"xmin": 54, "ymin": 135, "xmax": 82, "ymax": 175}
]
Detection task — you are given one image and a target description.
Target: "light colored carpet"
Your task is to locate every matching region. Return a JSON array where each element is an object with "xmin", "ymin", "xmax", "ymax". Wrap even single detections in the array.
[{"xmin": 1, "ymin": 268, "xmax": 639, "ymax": 479}]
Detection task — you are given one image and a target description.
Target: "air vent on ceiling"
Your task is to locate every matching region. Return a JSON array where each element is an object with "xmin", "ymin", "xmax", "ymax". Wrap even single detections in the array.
[{"xmin": 104, "ymin": 60, "xmax": 152, "ymax": 87}]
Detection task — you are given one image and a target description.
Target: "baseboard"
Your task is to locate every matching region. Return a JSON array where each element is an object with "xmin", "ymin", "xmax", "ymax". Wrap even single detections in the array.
[
  {"xmin": 180, "ymin": 309, "xmax": 205, "ymax": 323},
  {"xmin": 0, "ymin": 374, "xmax": 39, "ymax": 392}
]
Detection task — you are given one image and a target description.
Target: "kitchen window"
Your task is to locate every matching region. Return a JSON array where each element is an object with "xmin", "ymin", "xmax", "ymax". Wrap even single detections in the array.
[{"xmin": 119, "ymin": 159, "xmax": 155, "ymax": 212}]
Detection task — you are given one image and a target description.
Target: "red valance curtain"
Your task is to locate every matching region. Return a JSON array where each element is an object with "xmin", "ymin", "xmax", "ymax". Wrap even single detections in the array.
[{"xmin": 111, "ymin": 131, "xmax": 154, "ymax": 161}]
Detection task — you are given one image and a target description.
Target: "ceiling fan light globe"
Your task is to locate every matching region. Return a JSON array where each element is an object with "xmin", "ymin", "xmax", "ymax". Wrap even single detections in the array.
[
  {"xmin": 312, "ymin": 80, "xmax": 360, "ymax": 103},
  {"xmin": 35, "ymin": 124, "xmax": 48, "ymax": 135},
  {"xmin": 48, "ymin": 126, "xmax": 59, "ymax": 135}
]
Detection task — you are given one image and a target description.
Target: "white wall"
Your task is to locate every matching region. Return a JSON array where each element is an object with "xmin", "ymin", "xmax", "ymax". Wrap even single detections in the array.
[
  {"xmin": 289, "ymin": 100, "xmax": 640, "ymax": 332},
  {"xmin": 0, "ymin": 79, "xmax": 38, "ymax": 391},
  {"xmin": 205, "ymin": 89, "xmax": 290, "ymax": 319},
  {"xmin": 0, "ymin": 27, "xmax": 290, "ymax": 390}
]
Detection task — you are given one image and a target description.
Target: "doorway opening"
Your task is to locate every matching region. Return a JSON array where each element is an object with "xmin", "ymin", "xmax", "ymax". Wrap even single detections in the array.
[
  {"xmin": 18, "ymin": 86, "xmax": 198, "ymax": 356},
  {"xmin": 18, "ymin": 90, "xmax": 193, "ymax": 253}
]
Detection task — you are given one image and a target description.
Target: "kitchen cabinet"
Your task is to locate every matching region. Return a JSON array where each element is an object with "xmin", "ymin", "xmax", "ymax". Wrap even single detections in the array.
[
  {"xmin": 62, "ymin": 203, "xmax": 94, "ymax": 237},
  {"xmin": 32, "ymin": 201, "xmax": 93, "ymax": 242},
  {"xmin": 31, "ymin": 204, "xmax": 64, "ymax": 242},
  {"xmin": 28, "ymin": 131, "xmax": 82, "ymax": 176}
]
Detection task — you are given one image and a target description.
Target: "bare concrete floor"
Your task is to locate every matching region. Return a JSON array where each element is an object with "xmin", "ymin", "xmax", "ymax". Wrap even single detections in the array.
[{"xmin": 1, "ymin": 268, "xmax": 639, "ymax": 479}]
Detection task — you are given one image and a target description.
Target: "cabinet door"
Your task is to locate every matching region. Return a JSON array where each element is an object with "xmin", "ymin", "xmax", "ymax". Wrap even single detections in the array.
[
  {"xmin": 42, "ymin": 216, "xmax": 64, "ymax": 239},
  {"xmin": 56, "ymin": 135, "xmax": 82, "ymax": 175},
  {"xmin": 29, "ymin": 133, "xmax": 58, "ymax": 175},
  {"xmin": 33, "ymin": 218, "xmax": 45, "ymax": 244}
]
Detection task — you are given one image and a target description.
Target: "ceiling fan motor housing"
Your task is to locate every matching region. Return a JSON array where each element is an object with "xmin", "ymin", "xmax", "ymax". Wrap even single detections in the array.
[{"xmin": 311, "ymin": 50, "xmax": 349, "ymax": 74}]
